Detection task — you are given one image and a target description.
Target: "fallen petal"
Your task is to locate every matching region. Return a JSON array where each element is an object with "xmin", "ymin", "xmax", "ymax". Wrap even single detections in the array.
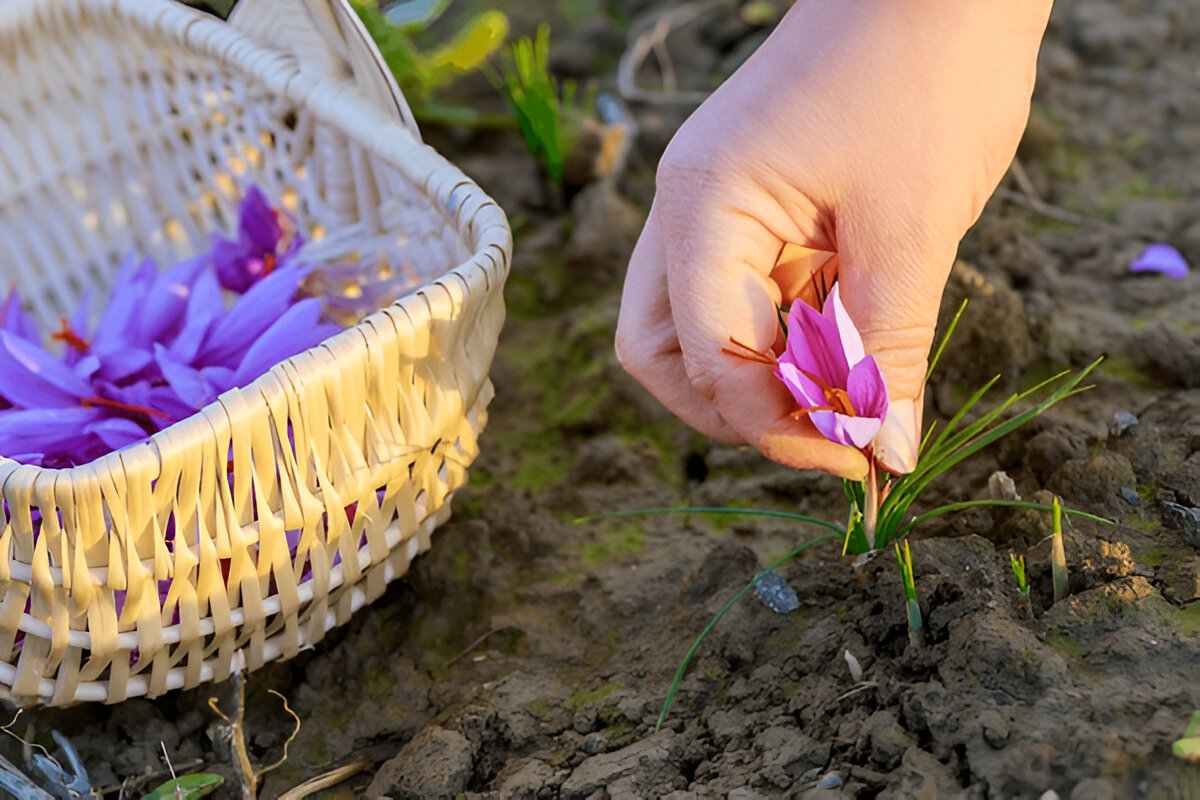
[{"xmin": 1130, "ymin": 243, "xmax": 1188, "ymax": 280}]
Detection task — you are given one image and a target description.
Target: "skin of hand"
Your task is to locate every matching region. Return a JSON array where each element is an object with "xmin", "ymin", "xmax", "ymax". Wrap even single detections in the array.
[{"xmin": 615, "ymin": 0, "xmax": 1053, "ymax": 481}]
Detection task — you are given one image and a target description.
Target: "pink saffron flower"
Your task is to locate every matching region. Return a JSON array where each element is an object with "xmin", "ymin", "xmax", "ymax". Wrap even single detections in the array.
[
  {"xmin": 774, "ymin": 284, "xmax": 889, "ymax": 449},
  {"xmin": 1130, "ymin": 243, "xmax": 1189, "ymax": 280}
]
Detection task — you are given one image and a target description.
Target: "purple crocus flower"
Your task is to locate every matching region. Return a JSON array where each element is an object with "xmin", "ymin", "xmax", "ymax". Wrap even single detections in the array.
[
  {"xmin": 1130, "ymin": 243, "xmax": 1189, "ymax": 280},
  {"xmin": 211, "ymin": 185, "xmax": 303, "ymax": 293},
  {"xmin": 0, "ymin": 185, "xmax": 338, "ymax": 469},
  {"xmin": 774, "ymin": 284, "xmax": 889, "ymax": 450}
]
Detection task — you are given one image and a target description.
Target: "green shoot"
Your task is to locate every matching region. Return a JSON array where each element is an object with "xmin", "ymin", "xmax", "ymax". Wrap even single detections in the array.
[
  {"xmin": 845, "ymin": 356, "xmax": 1105, "ymax": 555},
  {"xmin": 1051, "ymin": 496, "xmax": 1068, "ymax": 603},
  {"xmin": 1172, "ymin": 710, "xmax": 1200, "ymax": 763},
  {"xmin": 351, "ymin": 0, "xmax": 511, "ymax": 127},
  {"xmin": 142, "ymin": 773, "xmax": 224, "ymax": 799},
  {"xmin": 654, "ymin": 533, "xmax": 837, "ymax": 730},
  {"xmin": 895, "ymin": 541, "xmax": 923, "ymax": 649},
  {"xmin": 1010, "ymin": 553, "xmax": 1033, "ymax": 619},
  {"xmin": 498, "ymin": 25, "xmax": 591, "ymax": 188}
]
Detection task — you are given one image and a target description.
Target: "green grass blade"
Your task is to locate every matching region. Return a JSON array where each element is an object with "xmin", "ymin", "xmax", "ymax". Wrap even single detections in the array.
[
  {"xmin": 575, "ymin": 507, "xmax": 845, "ymax": 537},
  {"xmin": 896, "ymin": 499, "xmax": 1110, "ymax": 540},
  {"xmin": 890, "ymin": 361, "xmax": 1101, "ymax": 509},
  {"xmin": 655, "ymin": 533, "xmax": 837, "ymax": 730},
  {"xmin": 925, "ymin": 298, "xmax": 969, "ymax": 383}
]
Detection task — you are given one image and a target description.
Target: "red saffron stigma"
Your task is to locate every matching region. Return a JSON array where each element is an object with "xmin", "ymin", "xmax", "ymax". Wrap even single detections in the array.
[
  {"xmin": 81, "ymin": 395, "xmax": 168, "ymax": 419},
  {"xmin": 262, "ymin": 251, "xmax": 277, "ymax": 277},
  {"xmin": 50, "ymin": 318, "xmax": 90, "ymax": 352}
]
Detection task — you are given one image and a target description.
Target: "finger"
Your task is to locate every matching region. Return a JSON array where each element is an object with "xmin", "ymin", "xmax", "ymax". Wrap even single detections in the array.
[
  {"xmin": 656, "ymin": 174, "xmax": 869, "ymax": 480},
  {"xmin": 616, "ymin": 205, "xmax": 740, "ymax": 443},
  {"xmin": 836, "ymin": 209, "xmax": 959, "ymax": 474}
]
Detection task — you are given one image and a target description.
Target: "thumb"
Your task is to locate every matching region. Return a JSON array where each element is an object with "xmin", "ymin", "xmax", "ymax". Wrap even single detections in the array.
[{"xmin": 836, "ymin": 216, "xmax": 960, "ymax": 475}]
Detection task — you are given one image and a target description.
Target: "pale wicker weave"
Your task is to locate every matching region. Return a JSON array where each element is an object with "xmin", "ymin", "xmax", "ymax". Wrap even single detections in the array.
[{"xmin": 0, "ymin": 0, "xmax": 510, "ymax": 705}]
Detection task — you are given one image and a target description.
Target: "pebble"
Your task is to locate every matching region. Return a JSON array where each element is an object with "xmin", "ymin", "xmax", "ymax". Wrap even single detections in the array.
[
  {"xmin": 817, "ymin": 773, "xmax": 844, "ymax": 789},
  {"xmin": 1119, "ymin": 487, "xmax": 1142, "ymax": 506},
  {"xmin": 582, "ymin": 732, "xmax": 607, "ymax": 755},
  {"xmin": 756, "ymin": 571, "xmax": 800, "ymax": 614},
  {"xmin": 1109, "ymin": 411, "xmax": 1139, "ymax": 437},
  {"xmin": 988, "ymin": 470, "xmax": 1020, "ymax": 501}
]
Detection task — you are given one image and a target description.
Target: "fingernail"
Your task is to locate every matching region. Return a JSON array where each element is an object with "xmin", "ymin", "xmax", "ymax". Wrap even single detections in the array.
[{"xmin": 874, "ymin": 396, "xmax": 921, "ymax": 475}]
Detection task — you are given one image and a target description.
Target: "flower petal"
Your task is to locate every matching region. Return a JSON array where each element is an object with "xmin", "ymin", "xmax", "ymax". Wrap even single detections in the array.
[
  {"xmin": 84, "ymin": 417, "xmax": 149, "ymax": 451},
  {"xmin": 845, "ymin": 355, "xmax": 890, "ymax": 423},
  {"xmin": 774, "ymin": 361, "xmax": 825, "ymax": 410},
  {"xmin": 167, "ymin": 268, "xmax": 224, "ymax": 365},
  {"xmin": 0, "ymin": 407, "xmax": 105, "ymax": 456},
  {"xmin": 784, "ymin": 297, "xmax": 850, "ymax": 389},
  {"xmin": 809, "ymin": 409, "xmax": 884, "ymax": 450},
  {"xmin": 821, "ymin": 284, "xmax": 866, "ymax": 367},
  {"xmin": 198, "ymin": 263, "xmax": 311, "ymax": 367},
  {"xmin": 232, "ymin": 298, "xmax": 337, "ymax": 384},
  {"xmin": 0, "ymin": 331, "xmax": 91, "ymax": 407},
  {"xmin": 137, "ymin": 254, "xmax": 207, "ymax": 343},
  {"xmin": 1130, "ymin": 243, "xmax": 1189, "ymax": 280},
  {"xmin": 155, "ymin": 345, "xmax": 216, "ymax": 410},
  {"xmin": 0, "ymin": 289, "xmax": 40, "ymax": 344}
]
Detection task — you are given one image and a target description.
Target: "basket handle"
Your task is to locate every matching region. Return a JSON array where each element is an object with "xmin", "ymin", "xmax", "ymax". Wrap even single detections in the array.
[{"xmin": 228, "ymin": 0, "xmax": 422, "ymax": 141}]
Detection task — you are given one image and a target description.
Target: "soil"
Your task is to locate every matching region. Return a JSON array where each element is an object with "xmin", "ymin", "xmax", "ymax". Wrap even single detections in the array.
[{"xmin": 18, "ymin": 0, "xmax": 1200, "ymax": 798}]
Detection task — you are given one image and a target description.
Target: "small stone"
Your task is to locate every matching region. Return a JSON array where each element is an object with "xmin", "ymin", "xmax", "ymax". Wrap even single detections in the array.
[
  {"xmin": 817, "ymin": 773, "xmax": 844, "ymax": 789},
  {"xmin": 978, "ymin": 709, "xmax": 1011, "ymax": 749},
  {"xmin": 1162, "ymin": 502, "xmax": 1200, "ymax": 547},
  {"xmin": 582, "ymin": 732, "xmax": 607, "ymax": 755},
  {"xmin": 988, "ymin": 471, "xmax": 1020, "ymax": 501},
  {"xmin": 573, "ymin": 711, "xmax": 595, "ymax": 735},
  {"xmin": 1119, "ymin": 487, "xmax": 1142, "ymax": 506},
  {"xmin": 617, "ymin": 696, "xmax": 646, "ymax": 723},
  {"xmin": 756, "ymin": 570, "xmax": 800, "ymax": 614},
  {"xmin": 1109, "ymin": 411, "xmax": 1139, "ymax": 437},
  {"xmin": 1040, "ymin": 791, "xmax": 1062, "ymax": 800}
]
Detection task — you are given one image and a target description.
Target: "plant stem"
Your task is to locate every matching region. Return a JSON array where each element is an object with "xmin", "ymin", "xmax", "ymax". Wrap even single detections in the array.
[
  {"xmin": 1020, "ymin": 590, "xmax": 1033, "ymax": 620},
  {"xmin": 1051, "ymin": 496, "xmax": 1068, "ymax": 603},
  {"xmin": 863, "ymin": 458, "xmax": 879, "ymax": 550},
  {"xmin": 895, "ymin": 541, "xmax": 924, "ymax": 649}
]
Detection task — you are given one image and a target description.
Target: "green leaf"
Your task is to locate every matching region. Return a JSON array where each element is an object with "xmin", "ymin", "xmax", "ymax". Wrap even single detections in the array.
[
  {"xmin": 427, "ymin": 11, "xmax": 509, "ymax": 80},
  {"xmin": 142, "ymin": 773, "xmax": 224, "ymax": 800}
]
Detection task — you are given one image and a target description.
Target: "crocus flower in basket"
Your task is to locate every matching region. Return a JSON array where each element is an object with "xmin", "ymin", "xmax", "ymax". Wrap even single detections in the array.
[{"xmin": 0, "ymin": 0, "xmax": 509, "ymax": 709}]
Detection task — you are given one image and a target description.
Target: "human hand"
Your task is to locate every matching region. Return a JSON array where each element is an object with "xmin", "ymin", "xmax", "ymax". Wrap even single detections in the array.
[{"xmin": 616, "ymin": 0, "xmax": 1052, "ymax": 480}]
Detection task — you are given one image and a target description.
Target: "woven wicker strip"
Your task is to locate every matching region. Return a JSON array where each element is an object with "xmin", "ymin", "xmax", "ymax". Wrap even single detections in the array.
[{"xmin": 0, "ymin": 0, "xmax": 510, "ymax": 705}]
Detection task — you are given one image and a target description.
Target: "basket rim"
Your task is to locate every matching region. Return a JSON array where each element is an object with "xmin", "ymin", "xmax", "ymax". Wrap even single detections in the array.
[{"xmin": 0, "ymin": 0, "xmax": 512, "ymax": 489}]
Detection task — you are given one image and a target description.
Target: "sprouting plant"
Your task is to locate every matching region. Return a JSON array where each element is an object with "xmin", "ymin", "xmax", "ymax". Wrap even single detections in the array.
[
  {"xmin": 350, "ymin": 0, "xmax": 510, "ymax": 127},
  {"xmin": 581, "ymin": 294, "xmax": 1111, "ymax": 728},
  {"xmin": 498, "ymin": 25, "xmax": 592, "ymax": 189},
  {"xmin": 1010, "ymin": 552, "xmax": 1033, "ymax": 618},
  {"xmin": 1173, "ymin": 710, "xmax": 1200, "ymax": 763},
  {"xmin": 1050, "ymin": 496, "xmax": 1069, "ymax": 603},
  {"xmin": 143, "ymin": 773, "xmax": 224, "ymax": 799},
  {"xmin": 895, "ymin": 541, "xmax": 923, "ymax": 649}
]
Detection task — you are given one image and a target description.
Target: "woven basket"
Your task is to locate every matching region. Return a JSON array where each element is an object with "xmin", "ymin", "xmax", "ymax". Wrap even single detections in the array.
[{"xmin": 0, "ymin": 0, "xmax": 510, "ymax": 705}]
